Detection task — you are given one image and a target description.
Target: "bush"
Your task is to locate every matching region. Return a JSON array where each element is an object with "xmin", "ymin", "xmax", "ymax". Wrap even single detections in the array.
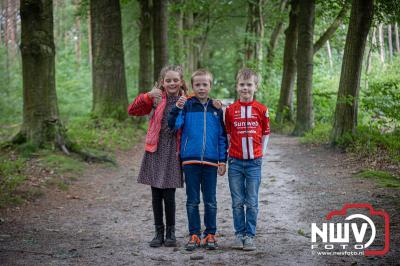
[{"xmin": 361, "ymin": 70, "xmax": 400, "ymax": 130}]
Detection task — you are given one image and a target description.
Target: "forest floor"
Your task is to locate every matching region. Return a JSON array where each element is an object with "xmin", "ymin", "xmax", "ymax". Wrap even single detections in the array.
[{"xmin": 0, "ymin": 134, "xmax": 399, "ymax": 265}]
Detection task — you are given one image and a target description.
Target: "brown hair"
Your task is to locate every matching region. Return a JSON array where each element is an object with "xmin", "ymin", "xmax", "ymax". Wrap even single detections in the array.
[
  {"xmin": 236, "ymin": 68, "xmax": 260, "ymax": 87},
  {"xmin": 191, "ymin": 69, "xmax": 213, "ymax": 86},
  {"xmin": 158, "ymin": 64, "xmax": 188, "ymax": 95}
]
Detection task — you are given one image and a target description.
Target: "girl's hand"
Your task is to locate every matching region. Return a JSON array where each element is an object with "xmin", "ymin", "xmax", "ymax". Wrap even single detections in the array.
[
  {"xmin": 148, "ymin": 82, "xmax": 162, "ymax": 104},
  {"xmin": 218, "ymin": 164, "xmax": 226, "ymax": 176},
  {"xmin": 176, "ymin": 96, "xmax": 187, "ymax": 109}
]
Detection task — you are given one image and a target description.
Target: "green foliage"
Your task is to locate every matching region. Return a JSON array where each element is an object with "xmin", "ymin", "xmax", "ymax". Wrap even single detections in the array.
[
  {"xmin": 0, "ymin": 156, "xmax": 26, "ymax": 207},
  {"xmin": 300, "ymin": 124, "xmax": 332, "ymax": 144},
  {"xmin": 40, "ymin": 152, "xmax": 85, "ymax": 174},
  {"xmin": 66, "ymin": 117, "xmax": 146, "ymax": 152},
  {"xmin": 361, "ymin": 67, "xmax": 400, "ymax": 130},
  {"xmin": 338, "ymin": 126, "xmax": 400, "ymax": 163},
  {"xmin": 355, "ymin": 169, "xmax": 400, "ymax": 189},
  {"xmin": 269, "ymin": 119, "xmax": 295, "ymax": 135}
]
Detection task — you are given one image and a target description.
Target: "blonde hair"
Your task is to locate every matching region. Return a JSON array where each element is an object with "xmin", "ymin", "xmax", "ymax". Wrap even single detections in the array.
[
  {"xmin": 158, "ymin": 64, "xmax": 188, "ymax": 95},
  {"xmin": 191, "ymin": 69, "xmax": 213, "ymax": 86},
  {"xmin": 236, "ymin": 68, "xmax": 260, "ymax": 87}
]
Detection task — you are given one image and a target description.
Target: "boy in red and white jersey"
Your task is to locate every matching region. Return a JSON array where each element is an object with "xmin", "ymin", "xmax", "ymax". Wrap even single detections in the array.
[{"xmin": 225, "ymin": 68, "xmax": 270, "ymax": 251}]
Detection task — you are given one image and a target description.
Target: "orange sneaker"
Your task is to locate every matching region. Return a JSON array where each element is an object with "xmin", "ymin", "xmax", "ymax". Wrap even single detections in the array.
[
  {"xmin": 203, "ymin": 234, "xmax": 218, "ymax": 250},
  {"xmin": 185, "ymin": 234, "xmax": 201, "ymax": 251}
]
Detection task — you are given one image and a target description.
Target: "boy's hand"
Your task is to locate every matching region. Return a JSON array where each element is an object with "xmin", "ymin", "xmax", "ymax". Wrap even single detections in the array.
[
  {"xmin": 176, "ymin": 96, "xmax": 187, "ymax": 109},
  {"xmin": 212, "ymin": 99, "xmax": 223, "ymax": 110},
  {"xmin": 148, "ymin": 82, "xmax": 162, "ymax": 104},
  {"xmin": 218, "ymin": 164, "xmax": 226, "ymax": 176}
]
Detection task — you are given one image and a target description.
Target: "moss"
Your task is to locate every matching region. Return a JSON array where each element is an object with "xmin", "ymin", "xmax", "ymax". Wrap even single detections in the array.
[{"xmin": 355, "ymin": 169, "xmax": 400, "ymax": 189}]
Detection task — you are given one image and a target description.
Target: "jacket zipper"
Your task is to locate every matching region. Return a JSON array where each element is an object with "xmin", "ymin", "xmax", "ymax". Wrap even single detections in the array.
[
  {"xmin": 201, "ymin": 100, "xmax": 209, "ymax": 162},
  {"xmin": 245, "ymin": 106, "xmax": 250, "ymax": 160},
  {"xmin": 184, "ymin": 137, "xmax": 189, "ymax": 152}
]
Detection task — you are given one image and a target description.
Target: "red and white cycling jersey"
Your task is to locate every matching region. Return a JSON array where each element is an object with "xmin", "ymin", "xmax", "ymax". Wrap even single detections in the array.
[{"xmin": 225, "ymin": 100, "xmax": 270, "ymax": 160}]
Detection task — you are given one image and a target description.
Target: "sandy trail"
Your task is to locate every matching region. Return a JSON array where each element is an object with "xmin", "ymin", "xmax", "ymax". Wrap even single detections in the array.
[{"xmin": 0, "ymin": 134, "xmax": 398, "ymax": 265}]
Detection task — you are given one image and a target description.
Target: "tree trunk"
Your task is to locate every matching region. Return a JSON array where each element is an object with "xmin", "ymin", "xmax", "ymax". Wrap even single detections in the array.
[
  {"xmin": 244, "ymin": 0, "xmax": 264, "ymax": 71},
  {"xmin": 153, "ymin": 0, "xmax": 168, "ymax": 81},
  {"xmin": 171, "ymin": 0, "xmax": 184, "ymax": 65},
  {"xmin": 395, "ymin": 23, "xmax": 400, "ymax": 54},
  {"xmin": 292, "ymin": 0, "xmax": 315, "ymax": 136},
  {"xmin": 313, "ymin": 0, "xmax": 350, "ymax": 54},
  {"xmin": 90, "ymin": 0, "xmax": 128, "ymax": 120},
  {"xmin": 138, "ymin": 0, "xmax": 152, "ymax": 92},
  {"xmin": 266, "ymin": 0, "xmax": 288, "ymax": 64},
  {"xmin": 7, "ymin": 0, "xmax": 17, "ymax": 57},
  {"xmin": 88, "ymin": 11, "xmax": 92, "ymax": 67},
  {"xmin": 364, "ymin": 29, "xmax": 375, "ymax": 91},
  {"xmin": 378, "ymin": 23, "xmax": 385, "ymax": 63},
  {"xmin": 388, "ymin": 24, "xmax": 393, "ymax": 63},
  {"xmin": 331, "ymin": 0, "xmax": 374, "ymax": 144},
  {"xmin": 184, "ymin": 11, "xmax": 195, "ymax": 74},
  {"xmin": 19, "ymin": 0, "xmax": 67, "ymax": 148},
  {"xmin": 326, "ymin": 40, "xmax": 333, "ymax": 69},
  {"xmin": 275, "ymin": 0, "xmax": 299, "ymax": 124},
  {"xmin": 74, "ymin": 0, "xmax": 81, "ymax": 67}
]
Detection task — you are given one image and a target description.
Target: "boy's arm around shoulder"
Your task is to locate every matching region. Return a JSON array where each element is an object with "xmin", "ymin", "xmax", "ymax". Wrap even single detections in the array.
[{"xmin": 127, "ymin": 93, "xmax": 153, "ymax": 116}]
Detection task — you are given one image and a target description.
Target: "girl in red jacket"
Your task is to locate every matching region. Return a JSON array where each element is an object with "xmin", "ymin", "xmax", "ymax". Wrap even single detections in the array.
[{"xmin": 128, "ymin": 65, "xmax": 187, "ymax": 248}]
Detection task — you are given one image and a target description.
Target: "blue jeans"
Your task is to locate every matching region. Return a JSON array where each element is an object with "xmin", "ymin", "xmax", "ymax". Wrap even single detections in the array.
[
  {"xmin": 183, "ymin": 164, "xmax": 217, "ymax": 236},
  {"xmin": 228, "ymin": 157, "xmax": 262, "ymax": 237}
]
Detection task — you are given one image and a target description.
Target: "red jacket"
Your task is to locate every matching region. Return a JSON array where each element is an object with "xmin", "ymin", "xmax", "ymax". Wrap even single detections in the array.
[
  {"xmin": 225, "ymin": 100, "xmax": 270, "ymax": 160},
  {"xmin": 128, "ymin": 92, "xmax": 181, "ymax": 154}
]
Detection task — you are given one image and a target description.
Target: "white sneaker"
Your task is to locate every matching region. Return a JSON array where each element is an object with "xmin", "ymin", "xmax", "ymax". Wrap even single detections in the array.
[
  {"xmin": 243, "ymin": 236, "xmax": 256, "ymax": 251},
  {"xmin": 232, "ymin": 234, "xmax": 244, "ymax": 249}
]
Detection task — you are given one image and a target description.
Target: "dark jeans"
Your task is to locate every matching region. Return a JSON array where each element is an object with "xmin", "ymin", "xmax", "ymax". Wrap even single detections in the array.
[
  {"xmin": 151, "ymin": 187, "xmax": 176, "ymax": 227},
  {"xmin": 183, "ymin": 164, "xmax": 217, "ymax": 236}
]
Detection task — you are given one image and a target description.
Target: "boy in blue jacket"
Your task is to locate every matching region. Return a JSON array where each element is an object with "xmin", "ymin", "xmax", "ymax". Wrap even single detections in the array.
[{"xmin": 168, "ymin": 69, "xmax": 228, "ymax": 251}]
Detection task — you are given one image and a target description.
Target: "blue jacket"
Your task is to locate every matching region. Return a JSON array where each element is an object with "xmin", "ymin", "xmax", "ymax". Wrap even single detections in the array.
[{"xmin": 168, "ymin": 97, "xmax": 228, "ymax": 166}]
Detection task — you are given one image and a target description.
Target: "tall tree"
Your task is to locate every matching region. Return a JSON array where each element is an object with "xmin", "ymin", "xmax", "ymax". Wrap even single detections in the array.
[
  {"xmin": 378, "ymin": 23, "xmax": 385, "ymax": 63},
  {"xmin": 18, "ymin": 0, "xmax": 67, "ymax": 149},
  {"xmin": 331, "ymin": 0, "xmax": 374, "ymax": 144},
  {"xmin": 276, "ymin": 0, "xmax": 349, "ymax": 124},
  {"xmin": 266, "ymin": 0, "xmax": 288, "ymax": 64},
  {"xmin": 275, "ymin": 0, "xmax": 299, "ymax": 123},
  {"xmin": 313, "ymin": 0, "xmax": 350, "ymax": 54},
  {"xmin": 395, "ymin": 23, "xmax": 400, "ymax": 54},
  {"xmin": 90, "ymin": 0, "xmax": 128, "ymax": 120},
  {"xmin": 292, "ymin": 0, "xmax": 315, "ymax": 136},
  {"xmin": 184, "ymin": 10, "xmax": 195, "ymax": 74},
  {"xmin": 388, "ymin": 24, "xmax": 393, "ymax": 62},
  {"xmin": 153, "ymin": 0, "xmax": 168, "ymax": 81},
  {"xmin": 138, "ymin": 0, "xmax": 152, "ymax": 92},
  {"xmin": 171, "ymin": 0, "xmax": 184, "ymax": 65},
  {"xmin": 244, "ymin": 0, "xmax": 264, "ymax": 71}
]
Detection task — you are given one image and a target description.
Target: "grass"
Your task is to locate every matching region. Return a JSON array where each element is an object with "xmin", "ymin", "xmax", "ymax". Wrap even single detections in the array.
[
  {"xmin": 40, "ymin": 152, "xmax": 85, "ymax": 174},
  {"xmin": 0, "ymin": 116, "xmax": 146, "ymax": 208},
  {"xmin": 355, "ymin": 169, "xmax": 400, "ymax": 189},
  {"xmin": 300, "ymin": 123, "xmax": 331, "ymax": 145},
  {"xmin": 0, "ymin": 156, "xmax": 27, "ymax": 208}
]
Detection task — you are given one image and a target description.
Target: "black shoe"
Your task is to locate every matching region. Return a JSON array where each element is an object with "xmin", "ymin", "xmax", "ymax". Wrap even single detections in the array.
[
  {"xmin": 149, "ymin": 225, "xmax": 164, "ymax": 248},
  {"xmin": 164, "ymin": 226, "xmax": 177, "ymax": 247}
]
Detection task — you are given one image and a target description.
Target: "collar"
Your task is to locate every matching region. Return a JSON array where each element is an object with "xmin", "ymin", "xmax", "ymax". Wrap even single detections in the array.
[{"xmin": 238, "ymin": 99, "xmax": 255, "ymax": 106}]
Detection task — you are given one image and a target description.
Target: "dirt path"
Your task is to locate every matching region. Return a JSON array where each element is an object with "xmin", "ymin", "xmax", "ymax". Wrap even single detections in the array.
[{"xmin": 0, "ymin": 135, "xmax": 399, "ymax": 265}]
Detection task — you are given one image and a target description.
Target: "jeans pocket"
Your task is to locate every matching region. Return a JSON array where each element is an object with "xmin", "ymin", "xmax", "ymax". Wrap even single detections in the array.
[
  {"xmin": 253, "ymin": 158, "xmax": 263, "ymax": 166},
  {"xmin": 228, "ymin": 157, "xmax": 234, "ymax": 165}
]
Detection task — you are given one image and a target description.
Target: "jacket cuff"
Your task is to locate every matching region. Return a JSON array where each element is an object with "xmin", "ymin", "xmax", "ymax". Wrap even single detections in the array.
[{"xmin": 143, "ymin": 93, "xmax": 153, "ymax": 104}]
